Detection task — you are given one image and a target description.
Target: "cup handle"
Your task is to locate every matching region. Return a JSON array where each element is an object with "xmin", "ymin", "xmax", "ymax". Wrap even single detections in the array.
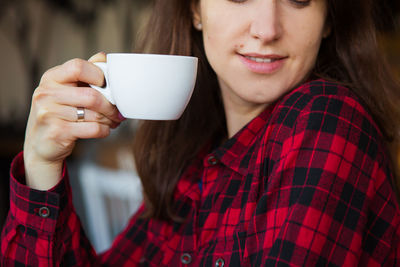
[{"xmin": 89, "ymin": 62, "xmax": 116, "ymax": 105}]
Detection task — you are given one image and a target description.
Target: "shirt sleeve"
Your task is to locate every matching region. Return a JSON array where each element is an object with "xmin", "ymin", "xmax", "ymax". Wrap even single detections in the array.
[
  {"xmin": 255, "ymin": 88, "xmax": 400, "ymax": 266},
  {"xmin": 0, "ymin": 152, "xmax": 97, "ymax": 266}
]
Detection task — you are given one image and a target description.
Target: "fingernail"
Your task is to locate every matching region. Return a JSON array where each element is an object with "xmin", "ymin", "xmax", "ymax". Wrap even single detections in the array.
[{"xmin": 118, "ymin": 111, "xmax": 126, "ymax": 121}]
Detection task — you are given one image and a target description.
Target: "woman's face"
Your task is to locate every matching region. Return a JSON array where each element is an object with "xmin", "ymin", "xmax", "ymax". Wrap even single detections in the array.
[{"xmin": 193, "ymin": 0, "xmax": 329, "ymax": 111}]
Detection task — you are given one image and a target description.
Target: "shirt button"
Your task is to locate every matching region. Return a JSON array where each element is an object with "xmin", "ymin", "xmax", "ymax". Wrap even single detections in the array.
[
  {"xmin": 181, "ymin": 253, "xmax": 192, "ymax": 264},
  {"xmin": 38, "ymin": 207, "xmax": 50, "ymax": 218},
  {"xmin": 207, "ymin": 155, "xmax": 219, "ymax": 165},
  {"xmin": 215, "ymin": 258, "xmax": 225, "ymax": 267}
]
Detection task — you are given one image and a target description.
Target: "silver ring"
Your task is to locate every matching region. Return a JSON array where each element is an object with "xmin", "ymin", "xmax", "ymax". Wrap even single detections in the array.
[{"xmin": 76, "ymin": 107, "xmax": 85, "ymax": 122}]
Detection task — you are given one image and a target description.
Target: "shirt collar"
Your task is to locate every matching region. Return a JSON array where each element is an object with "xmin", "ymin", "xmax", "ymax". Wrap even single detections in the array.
[
  {"xmin": 212, "ymin": 102, "xmax": 277, "ymax": 176},
  {"xmin": 174, "ymin": 101, "xmax": 277, "ymax": 203}
]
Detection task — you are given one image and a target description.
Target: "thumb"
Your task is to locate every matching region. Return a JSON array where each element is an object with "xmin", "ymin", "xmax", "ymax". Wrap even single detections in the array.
[{"xmin": 88, "ymin": 51, "xmax": 107, "ymax": 63}]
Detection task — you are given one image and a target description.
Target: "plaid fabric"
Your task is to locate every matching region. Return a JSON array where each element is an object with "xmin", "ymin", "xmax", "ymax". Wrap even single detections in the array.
[{"xmin": 2, "ymin": 79, "xmax": 400, "ymax": 266}]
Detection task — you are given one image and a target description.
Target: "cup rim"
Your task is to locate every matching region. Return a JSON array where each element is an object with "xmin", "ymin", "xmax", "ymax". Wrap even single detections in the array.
[{"xmin": 106, "ymin": 53, "xmax": 197, "ymax": 60}]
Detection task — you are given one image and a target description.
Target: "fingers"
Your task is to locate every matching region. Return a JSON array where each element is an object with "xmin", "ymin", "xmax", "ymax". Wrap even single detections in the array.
[
  {"xmin": 24, "ymin": 52, "xmax": 118, "ymax": 175},
  {"xmin": 39, "ymin": 103, "xmax": 115, "ymax": 126},
  {"xmin": 67, "ymin": 121, "xmax": 111, "ymax": 139},
  {"xmin": 37, "ymin": 119, "xmax": 112, "ymax": 142},
  {"xmin": 88, "ymin": 52, "xmax": 107, "ymax": 63},
  {"xmin": 32, "ymin": 105, "xmax": 117, "ymax": 151},
  {"xmin": 35, "ymin": 53, "xmax": 122, "ymax": 123},
  {"xmin": 66, "ymin": 107, "xmax": 121, "ymax": 129},
  {"xmin": 34, "ymin": 79, "xmax": 123, "ymax": 123},
  {"xmin": 41, "ymin": 58, "xmax": 105, "ymax": 87},
  {"xmin": 41, "ymin": 84, "xmax": 122, "ymax": 123}
]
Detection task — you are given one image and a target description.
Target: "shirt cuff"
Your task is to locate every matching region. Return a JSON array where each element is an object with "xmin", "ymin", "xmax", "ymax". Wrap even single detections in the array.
[{"xmin": 9, "ymin": 151, "xmax": 71, "ymax": 235}]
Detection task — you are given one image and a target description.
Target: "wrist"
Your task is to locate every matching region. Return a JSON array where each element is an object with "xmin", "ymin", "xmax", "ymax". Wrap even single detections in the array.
[{"xmin": 24, "ymin": 154, "xmax": 63, "ymax": 191}]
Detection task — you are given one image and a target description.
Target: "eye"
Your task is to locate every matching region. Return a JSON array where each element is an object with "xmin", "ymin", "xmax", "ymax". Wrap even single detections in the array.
[
  {"xmin": 228, "ymin": 0, "xmax": 247, "ymax": 3},
  {"xmin": 289, "ymin": 0, "xmax": 311, "ymax": 7}
]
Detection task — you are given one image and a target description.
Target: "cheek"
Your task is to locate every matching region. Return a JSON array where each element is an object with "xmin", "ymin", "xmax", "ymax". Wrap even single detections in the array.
[
  {"xmin": 202, "ymin": 24, "xmax": 229, "ymax": 68},
  {"xmin": 289, "ymin": 22, "xmax": 325, "ymax": 61},
  {"xmin": 203, "ymin": 22, "xmax": 224, "ymax": 46},
  {"xmin": 202, "ymin": 9, "xmax": 240, "ymax": 57},
  {"xmin": 202, "ymin": 31, "xmax": 217, "ymax": 64}
]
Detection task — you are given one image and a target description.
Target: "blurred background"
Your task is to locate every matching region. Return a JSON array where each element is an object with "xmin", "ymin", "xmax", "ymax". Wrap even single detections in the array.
[
  {"xmin": 0, "ymin": 0, "xmax": 151, "ymax": 252},
  {"xmin": 0, "ymin": 0, "xmax": 399, "ymax": 253}
]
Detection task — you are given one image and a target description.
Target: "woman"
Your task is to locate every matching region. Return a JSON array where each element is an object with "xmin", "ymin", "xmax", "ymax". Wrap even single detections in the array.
[{"xmin": 2, "ymin": 0, "xmax": 400, "ymax": 266}]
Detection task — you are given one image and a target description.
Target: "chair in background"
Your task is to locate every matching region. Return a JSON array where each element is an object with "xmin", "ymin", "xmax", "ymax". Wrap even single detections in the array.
[{"xmin": 78, "ymin": 163, "xmax": 143, "ymax": 253}]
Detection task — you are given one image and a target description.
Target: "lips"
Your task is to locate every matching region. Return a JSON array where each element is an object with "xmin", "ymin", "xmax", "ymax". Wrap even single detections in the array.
[
  {"xmin": 238, "ymin": 53, "xmax": 287, "ymax": 74},
  {"xmin": 244, "ymin": 56, "xmax": 277, "ymax": 63}
]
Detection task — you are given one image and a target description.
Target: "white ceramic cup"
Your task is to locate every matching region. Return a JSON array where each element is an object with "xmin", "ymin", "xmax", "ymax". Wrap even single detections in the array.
[{"xmin": 90, "ymin": 53, "xmax": 198, "ymax": 120}]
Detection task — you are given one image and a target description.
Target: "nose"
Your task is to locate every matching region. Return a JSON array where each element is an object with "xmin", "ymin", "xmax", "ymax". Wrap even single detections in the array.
[{"xmin": 249, "ymin": 1, "xmax": 282, "ymax": 43}]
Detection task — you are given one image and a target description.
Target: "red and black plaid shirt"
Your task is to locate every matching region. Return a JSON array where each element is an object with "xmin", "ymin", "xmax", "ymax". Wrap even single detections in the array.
[{"xmin": 2, "ymin": 79, "xmax": 400, "ymax": 266}]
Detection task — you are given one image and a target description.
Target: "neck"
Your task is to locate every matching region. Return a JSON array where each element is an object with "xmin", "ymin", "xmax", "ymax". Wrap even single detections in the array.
[{"xmin": 221, "ymin": 93, "xmax": 268, "ymax": 138}]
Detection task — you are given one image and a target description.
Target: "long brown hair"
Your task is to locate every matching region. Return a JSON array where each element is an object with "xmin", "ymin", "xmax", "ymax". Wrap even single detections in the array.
[{"xmin": 133, "ymin": 0, "xmax": 400, "ymax": 222}]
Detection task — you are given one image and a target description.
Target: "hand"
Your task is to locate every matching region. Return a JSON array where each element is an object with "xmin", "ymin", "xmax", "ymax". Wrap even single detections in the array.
[{"xmin": 23, "ymin": 52, "xmax": 125, "ymax": 190}]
